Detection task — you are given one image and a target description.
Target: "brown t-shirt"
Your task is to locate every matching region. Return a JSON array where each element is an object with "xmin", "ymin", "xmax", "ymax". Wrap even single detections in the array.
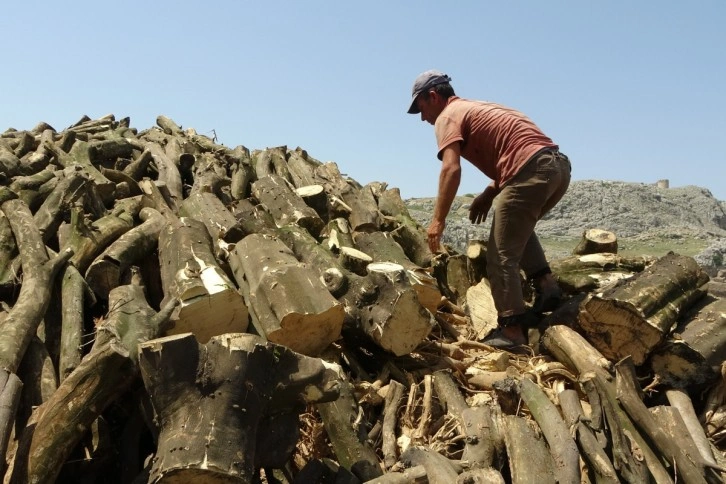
[{"xmin": 434, "ymin": 96, "xmax": 557, "ymax": 189}]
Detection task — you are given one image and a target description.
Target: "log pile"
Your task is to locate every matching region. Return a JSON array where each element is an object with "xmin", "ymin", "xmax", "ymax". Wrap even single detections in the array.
[{"xmin": 1, "ymin": 114, "xmax": 726, "ymax": 483}]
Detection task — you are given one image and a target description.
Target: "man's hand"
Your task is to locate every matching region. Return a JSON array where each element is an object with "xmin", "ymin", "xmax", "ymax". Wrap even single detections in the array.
[
  {"xmin": 469, "ymin": 187, "xmax": 497, "ymax": 224},
  {"xmin": 427, "ymin": 219, "xmax": 445, "ymax": 253}
]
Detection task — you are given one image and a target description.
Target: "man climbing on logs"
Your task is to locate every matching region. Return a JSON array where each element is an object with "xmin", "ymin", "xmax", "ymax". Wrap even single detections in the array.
[{"xmin": 407, "ymin": 70, "xmax": 571, "ymax": 348}]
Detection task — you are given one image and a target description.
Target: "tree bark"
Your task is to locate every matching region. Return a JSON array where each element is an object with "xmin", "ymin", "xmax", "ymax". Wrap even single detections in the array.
[
  {"xmin": 502, "ymin": 415, "xmax": 555, "ymax": 484},
  {"xmin": 252, "ymin": 174, "xmax": 324, "ymax": 237}
]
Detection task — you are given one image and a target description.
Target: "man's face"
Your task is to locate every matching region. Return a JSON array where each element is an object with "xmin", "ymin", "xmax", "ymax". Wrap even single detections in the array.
[{"xmin": 416, "ymin": 90, "xmax": 442, "ymax": 125}]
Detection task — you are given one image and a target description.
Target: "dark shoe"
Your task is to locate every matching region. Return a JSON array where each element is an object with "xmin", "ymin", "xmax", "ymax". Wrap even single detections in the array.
[
  {"xmin": 532, "ymin": 287, "xmax": 563, "ymax": 314},
  {"xmin": 499, "ymin": 311, "xmax": 542, "ymax": 329},
  {"xmin": 482, "ymin": 329, "xmax": 519, "ymax": 349}
]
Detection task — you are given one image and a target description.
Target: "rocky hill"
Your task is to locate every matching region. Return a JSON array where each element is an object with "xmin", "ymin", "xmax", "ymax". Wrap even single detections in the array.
[{"xmin": 404, "ymin": 180, "xmax": 726, "ymax": 274}]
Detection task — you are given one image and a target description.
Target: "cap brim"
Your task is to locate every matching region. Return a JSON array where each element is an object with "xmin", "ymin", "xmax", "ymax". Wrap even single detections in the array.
[{"xmin": 407, "ymin": 96, "xmax": 420, "ymax": 114}]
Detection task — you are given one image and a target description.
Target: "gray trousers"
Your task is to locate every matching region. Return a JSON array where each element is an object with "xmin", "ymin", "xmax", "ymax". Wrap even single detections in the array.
[{"xmin": 486, "ymin": 149, "xmax": 571, "ymax": 318}]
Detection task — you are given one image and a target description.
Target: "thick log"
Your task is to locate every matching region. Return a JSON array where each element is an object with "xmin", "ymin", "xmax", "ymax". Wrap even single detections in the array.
[
  {"xmin": 251, "ymin": 174, "xmax": 325, "ymax": 237},
  {"xmin": 362, "ymin": 263, "xmax": 434, "ymax": 356},
  {"xmin": 615, "ymin": 357, "xmax": 708, "ymax": 484},
  {"xmin": 230, "ymin": 233, "xmax": 343, "ymax": 356},
  {"xmin": 16, "ymin": 337, "xmax": 57, "ymax": 431},
  {"xmin": 228, "ymin": 199, "xmax": 277, "ymax": 238},
  {"xmin": 295, "ymin": 184, "xmax": 329, "ymax": 220},
  {"xmin": 227, "ymin": 146, "xmax": 254, "ymax": 201},
  {"xmin": 650, "ymin": 296, "xmax": 726, "ymax": 388},
  {"xmin": 517, "ymin": 378, "xmax": 580, "ymax": 484},
  {"xmin": 572, "ymin": 228, "xmax": 618, "ymax": 255},
  {"xmin": 0, "ymin": 199, "xmax": 73, "ymax": 373},
  {"xmin": 158, "ymin": 217, "xmax": 248, "ymax": 343},
  {"xmin": 179, "ymin": 191, "xmax": 245, "ymax": 243},
  {"xmin": 251, "ymin": 146, "xmax": 292, "ymax": 182},
  {"xmin": 354, "ymin": 232, "xmax": 440, "ymax": 313},
  {"xmin": 456, "ymin": 468, "xmax": 505, "ymax": 484},
  {"xmin": 141, "ymin": 141, "xmax": 183, "ymax": 209},
  {"xmin": 377, "ymin": 187, "xmax": 432, "ymax": 268},
  {"xmin": 85, "ymin": 207, "xmax": 165, "ymax": 299},
  {"xmin": 139, "ymin": 332, "xmax": 340, "ymax": 483},
  {"xmin": 578, "ymin": 252, "xmax": 709, "ymax": 365},
  {"xmin": 8, "ymin": 284, "xmax": 177, "ymax": 484},
  {"xmin": 502, "ymin": 415, "xmax": 555, "ymax": 484},
  {"xmin": 460, "ymin": 405, "xmax": 496, "ymax": 469},
  {"xmin": 286, "ymin": 147, "xmax": 321, "ymax": 189}
]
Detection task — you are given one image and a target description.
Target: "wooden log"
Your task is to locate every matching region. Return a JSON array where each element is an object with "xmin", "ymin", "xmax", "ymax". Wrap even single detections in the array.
[
  {"xmin": 123, "ymin": 148, "xmax": 153, "ymax": 181},
  {"xmin": 139, "ymin": 332, "xmax": 340, "ymax": 483},
  {"xmin": 286, "ymin": 147, "xmax": 320, "ymax": 189},
  {"xmin": 456, "ymin": 468, "xmax": 505, "ymax": 484},
  {"xmin": 252, "ymin": 174, "xmax": 325, "ymax": 237},
  {"xmin": 228, "ymin": 198, "xmax": 278, "ymax": 238},
  {"xmin": 32, "ymin": 167, "xmax": 87, "ymax": 243},
  {"xmin": 542, "ymin": 326, "xmax": 665, "ymax": 483},
  {"xmin": 649, "ymin": 296, "xmax": 726, "ymax": 388},
  {"xmin": 324, "ymin": 217, "xmax": 355, "ymax": 253},
  {"xmin": 377, "ymin": 186, "xmax": 432, "ymax": 268},
  {"xmin": 158, "ymin": 217, "xmax": 248, "ymax": 343},
  {"xmin": 179, "ymin": 191, "xmax": 245, "ymax": 243},
  {"xmin": 316, "ymin": 370, "xmax": 383, "ymax": 481},
  {"xmin": 558, "ymin": 389, "xmax": 619, "ymax": 484},
  {"xmin": 382, "ymin": 380, "xmax": 405, "ymax": 470},
  {"xmin": 295, "ymin": 184, "xmax": 329, "ymax": 220},
  {"xmin": 432, "ymin": 253, "xmax": 471, "ymax": 307},
  {"xmin": 465, "ymin": 280, "xmax": 499, "ymax": 340},
  {"xmin": 141, "ymin": 140, "xmax": 183, "ymax": 208},
  {"xmin": 85, "ymin": 207, "xmax": 165, "ymax": 299},
  {"xmin": 0, "ymin": 371, "xmax": 22, "ymax": 478},
  {"xmin": 340, "ymin": 246, "xmax": 373, "ymax": 276},
  {"xmin": 229, "ymin": 233, "xmax": 343, "ymax": 356},
  {"xmin": 400, "ymin": 447, "xmax": 459, "ymax": 484},
  {"xmin": 572, "ymin": 228, "xmax": 618, "ymax": 255},
  {"xmin": 7, "ymin": 284, "xmax": 178, "ymax": 484},
  {"xmin": 578, "ymin": 252, "xmax": 709, "ymax": 365},
  {"xmin": 0, "ymin": 199, "xmax": 73, "ymax": 373},
  {"xmin": 615, "ymin": 357, "xmax": 708, "ymax": 484},
  {"xmin": 354, "ymin": 232, "xmax": 440, "ymax": 313},
  {"xmin": 228, "ymin": 146, "xmax": 254, "ymax": 201},
  {"xmin": 665, "ymin": 388, "xmax": 720, "ymax": 470},
  {"xmin": 362, "ymin": 263, "xmax": 434, "ymax": 356},
  {"xmin": 460, "ymin": 405, "xmax": 496, "ymax": 469},
  {"xmin": 518, "ymin": 378, "xmax": 580, "ymax": 484},
  {"xmin": 251, "ymin": 146, "xmax": 292, "ymax": 182},
  {"xmin": 549, "ymin": 252, "xmax": 650, "ymax": 293},
  {"xmin": 502, "ymin": 415, "xmax": 555, "ymax": 484},
  {"xmin": 58, "ymin": 264, "xmax": 94, "ymax": 381},
  {"xmin": 43, "ymin": 138, "xmax": 116, "ymax": 203}
]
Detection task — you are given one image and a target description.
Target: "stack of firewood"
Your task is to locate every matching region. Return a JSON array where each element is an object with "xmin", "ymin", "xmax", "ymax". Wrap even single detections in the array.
[{"xmin": 1, "ymin": 114, "xmax": 725, "ymax": 483}]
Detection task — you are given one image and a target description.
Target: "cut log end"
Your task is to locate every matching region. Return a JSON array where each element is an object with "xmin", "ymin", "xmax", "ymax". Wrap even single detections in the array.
[{"xmin": 270, "ymin": 304, "xmax": 345, "ymax": 356}]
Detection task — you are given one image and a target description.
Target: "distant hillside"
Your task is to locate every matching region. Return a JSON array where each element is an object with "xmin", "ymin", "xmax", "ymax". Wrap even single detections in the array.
[{"xmin": 404, "ymin": 180, "xmax": 726, "ymax": 273}]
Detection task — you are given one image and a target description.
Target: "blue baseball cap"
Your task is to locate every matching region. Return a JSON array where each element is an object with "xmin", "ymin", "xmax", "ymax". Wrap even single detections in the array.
[{"xmin": 407, "ymin": 70, "xmax": 452, "ymax": 114}]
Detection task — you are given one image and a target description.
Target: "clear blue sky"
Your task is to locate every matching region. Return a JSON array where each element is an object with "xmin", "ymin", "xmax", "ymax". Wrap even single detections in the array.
[{"xmin": 2, "ymin": 1, "xmax": 724, "ymax": 200}]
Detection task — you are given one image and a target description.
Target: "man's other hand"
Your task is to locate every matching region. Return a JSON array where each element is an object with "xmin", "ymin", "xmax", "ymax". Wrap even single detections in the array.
[{"xmin": 469, "ymin": 188, "xmax": 496, "ymax": 224}]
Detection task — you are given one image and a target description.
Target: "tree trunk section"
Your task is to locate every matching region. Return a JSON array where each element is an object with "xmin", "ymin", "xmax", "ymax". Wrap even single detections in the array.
[
  {"xmin": 578, "ymin": 252, "xmax": 709, "ymax": 365},
  {"xmin": 502, "ymin": 415, "xmax": 555, "ymax": 484},
  {"xmin": 139, "ymin": 332, "xmax": 340, "ymax": 483},
  {"xmin": 158, "ymin": 217, "xmax": 248, "ymax": 344},
  {"xmin": 229, "ymin": 233, "xmax": 343, "ymax": 356},
  {"xmin": 572, "ymin": 228, "xmax": 618, "ymax": 255}
]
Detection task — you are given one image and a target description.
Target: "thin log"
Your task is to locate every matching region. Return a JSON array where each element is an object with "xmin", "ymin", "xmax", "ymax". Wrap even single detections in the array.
[
  {"xmin": 8, "ymin": 285, "xmax": 178, "ymax": 484},
  {"xmin": 518, "ymin": 378, "xmax": 580, "ymax": 484},
  {"xmin": 615, "ymin": 357, "xmax": 708, "ymax": 484},
  {"xmin": 59, "ymin": 265, "xmax": 93, "ymax": 381},
  {"xmin": 382, "ymin": 380, "xmax": 405, "ymax": 470},
  {"xmin": 400, "ymin": 447, "xmax": 459, "ymax": 484},
  {"xmin": 502, "ymin": 415, "xmax": 556, "ymax": 484},
  {"xmin": 0, "ymin": 371, "xmax": 22, "ymax": 478},
  {"xmin": 460, "ymin": 405, "xmax": 496, "ymax": 469},
  {"xmin": 665, "ymin": 388, "xmax": 720, "ymax": 469},
  {"xmin": 0, "ymin": 198, "xmax": 73, "ymax": 373},
  {"xmin": 558, "ymin": 389, "xmax": 619, "ymax": 484}
]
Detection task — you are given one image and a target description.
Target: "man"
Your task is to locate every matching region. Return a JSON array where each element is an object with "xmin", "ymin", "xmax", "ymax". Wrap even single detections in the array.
[{"xmin": 408, "ymin": 70, "xmax": 571, "ymax": 348}]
